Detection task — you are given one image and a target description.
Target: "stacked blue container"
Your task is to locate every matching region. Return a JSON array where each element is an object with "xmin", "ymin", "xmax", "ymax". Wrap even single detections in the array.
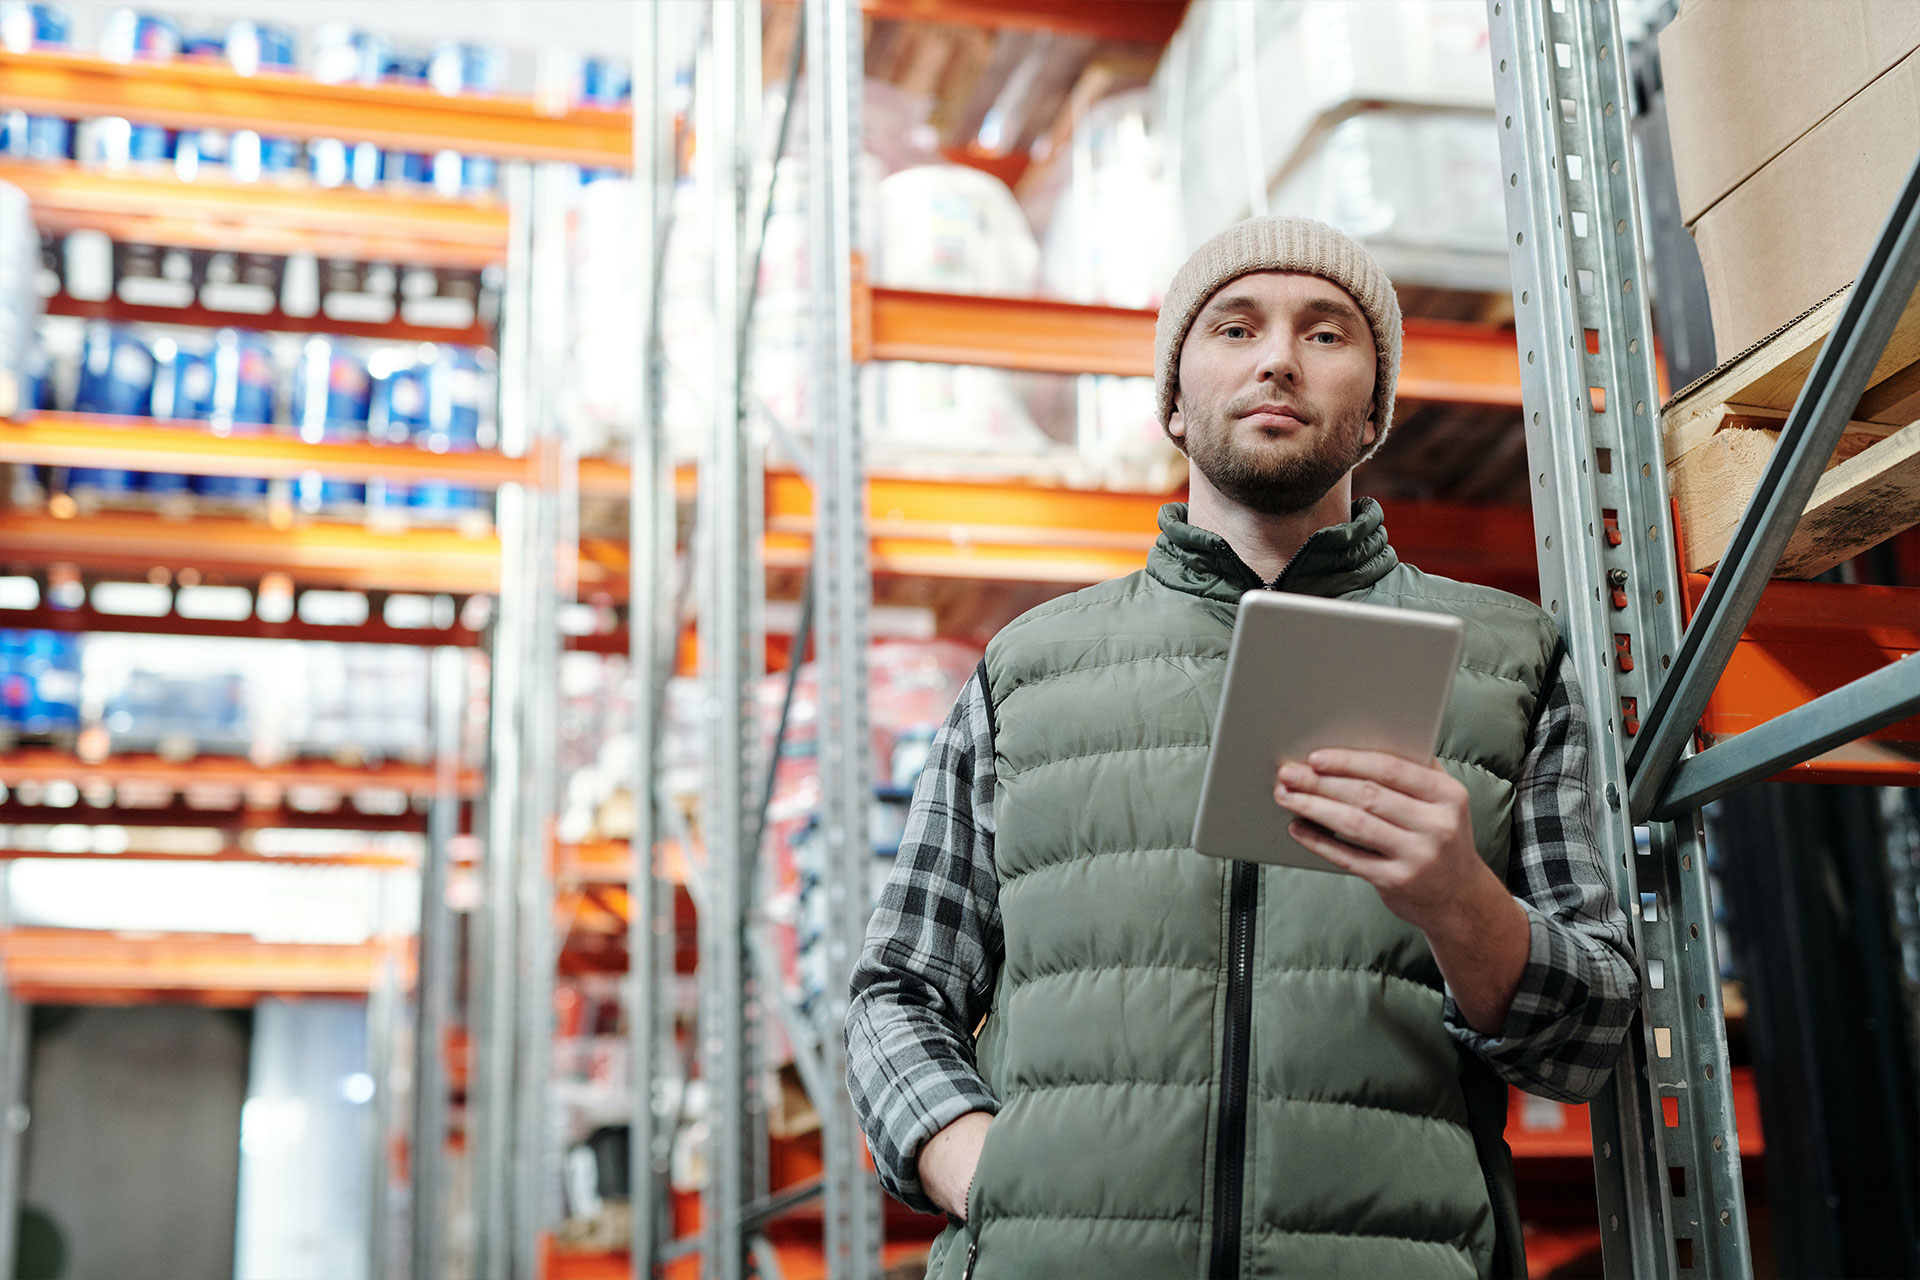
[
  {"xmin": 0, "ymin": 3, "xmax": 74, "ymax": 160},
  {"xmin": 291, "ymin": 335, "xmax": 372, "ymax": 514},
  {"xmin": 66, "ymin": 323, "xmax": 153, "ymax": 498},
  {"xmin": 192, "ymin": 329, "xmax": 275, "ymax": 504},
  {"xmin": 0, "ymin": 629, "xmax": 81, "ymax": 741},
  {"xmin": 84, "ymin": 9, "xmax": 180, "ymax": 169}
]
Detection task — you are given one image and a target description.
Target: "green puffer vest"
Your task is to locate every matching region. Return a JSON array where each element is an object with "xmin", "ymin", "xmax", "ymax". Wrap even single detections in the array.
[{"xmin": 925, "ymin": 500, "xmax": 1560, "ymax": 1280}]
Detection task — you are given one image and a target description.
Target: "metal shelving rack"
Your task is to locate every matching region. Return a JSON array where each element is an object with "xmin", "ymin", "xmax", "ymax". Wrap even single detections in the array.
[
  {"xmin": 0, "ymin": 43, "xmax": 590, "ymax": 1280},
  {"xmin": 1495, "ymin": 0, "xmax": 1920, "ymax": 1275}
]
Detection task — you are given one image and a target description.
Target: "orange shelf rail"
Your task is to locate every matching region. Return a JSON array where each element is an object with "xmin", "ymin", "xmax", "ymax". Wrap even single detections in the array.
[
  {"xmin": 0, "ymin": 846, "xmax": 417, "ymax": 869},
  {"xmin": 858, "ymin": 283, "xmax": 1525, "ymax": 406},
  {"xmin": 1, "ymin": 461, "xmax": 1537, "ymax": 597},
  {"xmin": 0, "ymin": 508, "xmax": 509, "ymax": 594},
  {"xmin": 0, "ymin": 927, "xmax": 411, "ymax": 1004},
  {"xmin": 0, "ymin": 159, "xmax": 509, "ymax": 271},
  {"xmin": 1679, "ymin": 573, "xmax": 1920, "ymax": 785},
  {"xmin": 0, "ymin": 748, "xmax": 480, "ymax": 796},
  {"xmin": 0, "ymin": 413, "xmax": 533, "ymax": 487},
  {"xmin": 0, "ymin": 50, "xmax": 629, "ymax": 166}
]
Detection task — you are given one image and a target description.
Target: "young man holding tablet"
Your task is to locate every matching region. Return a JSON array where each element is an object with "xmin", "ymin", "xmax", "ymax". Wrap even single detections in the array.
[{"xmin": 846, "ymin": 216, "xmax": 1639, "ymax": 1280}]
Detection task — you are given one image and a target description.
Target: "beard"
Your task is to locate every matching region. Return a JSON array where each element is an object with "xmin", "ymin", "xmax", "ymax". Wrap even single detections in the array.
[{"xmin": 1180, "ymin": 392, "xmax": 1372, "ymax": 516}]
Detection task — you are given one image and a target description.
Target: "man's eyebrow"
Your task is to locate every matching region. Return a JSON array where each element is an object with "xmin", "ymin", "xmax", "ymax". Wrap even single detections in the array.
[
  {"xmin": 1198, "ymin": 294, "xmax": 1262, "ymax": 321},
  {"xmin": 1298, "ymin": 296, "xmax": 1366, "ymax": 327}
]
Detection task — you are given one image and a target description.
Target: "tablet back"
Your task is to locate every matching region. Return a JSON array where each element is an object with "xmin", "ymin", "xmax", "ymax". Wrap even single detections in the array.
[{"xmin": 1191, "ymin": 592, "xmax": 1466, "ymax": 871}]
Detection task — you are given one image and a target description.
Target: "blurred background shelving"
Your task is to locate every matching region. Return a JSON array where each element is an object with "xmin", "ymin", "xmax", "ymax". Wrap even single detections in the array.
[{"xmin": 0, "ymin": 2, "xmax": 1909, "ymax": 1280}]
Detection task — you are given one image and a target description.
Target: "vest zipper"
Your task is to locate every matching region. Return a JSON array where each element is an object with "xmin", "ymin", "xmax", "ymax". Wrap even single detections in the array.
[
  {"xmin": 1207, "ymin": 859, "xmax": 1258, "ymax": 1280},
  {"xmin": 961, "ymin": 1241, "xmax": 977, "ymax": 1280},
  {"xmin": 1205, "ymin": 542, "xmax": 1322, "ymax": 1280}
]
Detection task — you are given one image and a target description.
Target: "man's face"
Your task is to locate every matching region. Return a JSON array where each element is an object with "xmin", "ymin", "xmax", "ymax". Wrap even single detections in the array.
[{"xmin": 1169, "ymin": 271, "xmax": 1379, "ymax": 516}]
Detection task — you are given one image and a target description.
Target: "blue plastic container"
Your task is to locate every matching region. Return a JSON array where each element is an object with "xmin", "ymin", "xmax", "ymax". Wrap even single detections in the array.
[
  {"xmin": 0, "ymin": 630, "xmax": 81, "ymax": 736},
  {"xmin": 68, "ymin": 325, "xmax": 153, "ymax": 496},
  {"xmin": 144, "ymin": 337, "xmax": 214, "ymax": 496},
  {"xmin": 225, "ymin": 20, "xmax": 294, "ymax": 76},
  {"xmin": 0, "ymin": 4, "xmax": 73, "ymax": 159},
  {"xmin": 99, "ymin": 9, "xmax": 179, "ymax": 162},
  {"xmin": 368, "ymin": 349, "xmax": 428, "ymax": 515},
  {"xmin": 406, "ymin": 346, "xmax": 486, "ymax": 516},
  {"xmin": 307, "ymin": 138, "xmax": 381, "ymax": 190},
  {"xmin": 578, "ymin": 57, "xmax": 632, "ymax": 108},
  {"xmin": 309, "ymin": 24, "xmax": 385, "ymax": 85},
  {"xmin": 309, "ymin": 27, "xmax": 386, "ymax": 188},
  {"xmin": 291, "ymin": 335, "xmax": 371, "ymax": 511},
  {"xmin": 225, "ymin": 22, "xmax": 298, "ymax": 178},
  {"xmin": 191, "ymin": 329, "xmax": 275, "ymax": 501}
]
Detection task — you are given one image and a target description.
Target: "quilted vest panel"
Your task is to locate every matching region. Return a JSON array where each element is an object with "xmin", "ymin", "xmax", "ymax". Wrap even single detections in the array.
[{"xmin": 925, "ymin": 503, "xmax": 1558, "ymax": 1280}]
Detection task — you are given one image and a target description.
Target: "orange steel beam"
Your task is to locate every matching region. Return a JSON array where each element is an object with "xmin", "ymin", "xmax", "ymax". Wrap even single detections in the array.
[
  {"xmin": 0, "ymin": 927, "xmax": 410, "ymax": 1003},
  {"xmin": 0, "ymin": 414, "xmax": 533, "ymax": 486},
  {"xmin": 859, "ymin": 285, "xmax": 1526, "ymax": 406},
  {"xmin": 0, "ymin": 160, "xmax": 508, "ymax": 271},
  {"xmin": 0, "ymin": 846, "xmax": 417, "ymax": 868},
  {"xmin": 0, "ymin": 51, "xmax": 629, "ymax": 166},
  {"xmin": 0, "ymin": 748, "xmax": 479, "ymax": 796},
  {"xmin": 1679, "ymin": 572, "xmax": 1920, "ymax": 784},
  {"xmin": 45, "ymin": 293, "xmax": 492, "ymax": 347},
  {"xmin": 856, "ymin": 0, "xmax": 1189, "ymax": 42},
  {"xmin": 0, "ymin": 508, "xmax": 506, "ymax": 594}
]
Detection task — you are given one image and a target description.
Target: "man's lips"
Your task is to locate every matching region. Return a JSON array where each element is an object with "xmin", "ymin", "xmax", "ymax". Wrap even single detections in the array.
[{"xmin": 1238, "ymin": 406, "xmax": 1308, "ymax": 427}]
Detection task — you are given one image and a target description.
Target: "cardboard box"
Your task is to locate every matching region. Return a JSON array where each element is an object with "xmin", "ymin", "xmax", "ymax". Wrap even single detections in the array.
[
  {"xmin": 1691, "ymin": 44, "xmax": 1920, "ymax": 357},
  {"xmin": 1660, "ymin": 0, "xmax": 1920, "ymax": 226}
]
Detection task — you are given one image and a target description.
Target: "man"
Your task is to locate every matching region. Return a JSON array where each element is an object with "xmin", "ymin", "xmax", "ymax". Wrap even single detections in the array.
[{"xmin": 846, "ymin": 216, "xmax": 1639, "ymax": 1280}]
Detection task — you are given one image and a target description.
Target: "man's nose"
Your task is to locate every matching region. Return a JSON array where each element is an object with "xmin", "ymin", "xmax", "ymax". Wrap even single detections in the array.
[{"xmin": 1254, "ymin": 336, "xmax": 1300, "ymax": 384}]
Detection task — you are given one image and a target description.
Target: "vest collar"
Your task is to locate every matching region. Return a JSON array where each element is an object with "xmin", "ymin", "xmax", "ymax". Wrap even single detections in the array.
[{"xmin": 1147, "ymin": 498, "xmax": 1400, "ymax": 603}]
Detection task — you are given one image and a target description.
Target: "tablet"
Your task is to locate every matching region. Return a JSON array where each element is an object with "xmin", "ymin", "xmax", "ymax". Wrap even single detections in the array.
[{"xmin": 1190, "ymin": 592, "xmax": 1466, "ymax": 872}]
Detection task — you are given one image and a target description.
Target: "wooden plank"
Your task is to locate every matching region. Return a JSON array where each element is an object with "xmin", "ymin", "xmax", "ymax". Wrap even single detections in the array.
[
  {"xmin": 1669, "ymin": 419, "xmax": 1920, "ymax": 576},
  {"xmin": 1662, "ymin": 283, "xmax": 1920, "ymax": 464}
]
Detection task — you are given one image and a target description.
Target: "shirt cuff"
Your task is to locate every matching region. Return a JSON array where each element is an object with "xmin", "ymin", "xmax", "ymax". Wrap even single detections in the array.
[
  {"xmin": 877, "ymin": 1074, "xmax": 1001, "ymax": 1215},
  {"xmin": 1443, "ymin": 900, "xmax": 1614, "ymax": 1098}
]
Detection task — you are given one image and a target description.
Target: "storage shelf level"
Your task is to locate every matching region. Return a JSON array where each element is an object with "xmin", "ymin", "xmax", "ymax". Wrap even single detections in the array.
[{"xmin": 0, "ymin": 159, "xmax": 508, "ymax": 271}]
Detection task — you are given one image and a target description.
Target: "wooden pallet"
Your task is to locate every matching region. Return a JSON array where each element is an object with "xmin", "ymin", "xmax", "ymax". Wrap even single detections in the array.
[{"xmin": 1662, "ymin": 284, "xmax": 1920, "ymax": 577}]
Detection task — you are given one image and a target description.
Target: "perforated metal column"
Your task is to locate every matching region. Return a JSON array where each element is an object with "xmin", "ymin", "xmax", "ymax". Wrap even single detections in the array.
[
  {"xmin": 1487, "ymin": 2, "xmax": 1751, "ymax": 1275},
  {"xmin": 699, "ymin": 3, "xmax": 765, "ymax": 1275},
  {"xmin": 628, "ymin": 2, "xmax": 675, "ymax": 1276},
  {"xmin": 807, "ymin": 1, "xmax": 884, "ymax": 1275}
]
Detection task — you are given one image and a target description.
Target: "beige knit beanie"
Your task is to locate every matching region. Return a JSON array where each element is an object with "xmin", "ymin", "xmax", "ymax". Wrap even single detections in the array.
[{"xmin": 1155, "ymin": 216, "xmax": 1402, "ymax": 461}]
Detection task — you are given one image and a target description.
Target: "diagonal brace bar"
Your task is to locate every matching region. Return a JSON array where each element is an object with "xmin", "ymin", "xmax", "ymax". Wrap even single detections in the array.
[
  {"xmin": 1651, "ymin": 654, "xmax": 1920, "ymax": 820},
  {"xmin": 1627, "ymin": 144, "xmax": 1920, "ymax": 822}
]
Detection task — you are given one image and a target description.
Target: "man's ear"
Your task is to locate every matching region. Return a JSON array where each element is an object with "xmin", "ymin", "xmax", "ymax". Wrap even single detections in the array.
[
  {"xmin": 1167, "ymin": 394, "xmax": 1187, "ymax": 442},
  {"xmin": 1360, "ymin": 411, "xmax": 1377, "ymax": 450}
]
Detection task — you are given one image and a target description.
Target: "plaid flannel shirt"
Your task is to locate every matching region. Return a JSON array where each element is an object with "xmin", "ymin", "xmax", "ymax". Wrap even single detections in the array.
[{"xmin": 846, "ymin": 655, "xmax": 1640, "ymax": 1213}]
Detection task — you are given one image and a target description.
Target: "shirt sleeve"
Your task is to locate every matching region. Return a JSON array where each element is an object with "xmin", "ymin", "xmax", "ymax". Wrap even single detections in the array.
[
  {"xmin": 844, "ymin": 666, "xmax": 1004, "ymax": 1213},
  {"xmin": 1445, "ymin": 660, "xmax": 1642, "ymax": 1103}
]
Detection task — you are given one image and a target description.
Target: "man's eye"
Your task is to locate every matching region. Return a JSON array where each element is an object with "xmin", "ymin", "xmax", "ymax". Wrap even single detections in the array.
[
  {"xmin": 1310, "ymin": 330, "xmax": 1341, "ymax": 344},
  {"xmin": 1223, "ymin": 324, "xmax": 1250, "ymax": 339}
]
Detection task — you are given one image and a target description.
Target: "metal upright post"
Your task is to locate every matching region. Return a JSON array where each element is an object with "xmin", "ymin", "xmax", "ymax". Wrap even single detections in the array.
[
  {"xmin": 806, "ymin": 2, "xmax": 883, "ymax": 1276},
  {"xmin": 367, "ymin": 926, "xmax": 401, "ymax": 1280},
  {"xmin": 699, "ymin": 3, "xmax": 763, "ymax": 1276},
  {"xmin": 629, "ymin": 1, "xmax": 675, "ymax": 1275},
  {"xmin": 1488, "ymin": 2, "xmax": 1750, "ymax": 1276},
  {"xmin": 475, "ymin": 158, "xmax": 537, "ymax": 1280},
  {"xmin": 412, "ymin": 646, "xmax": 465, "ymax": 1280},
  {"xmin": 513, "ymin": 159, "xmax": 574, "ymax": 1280}
]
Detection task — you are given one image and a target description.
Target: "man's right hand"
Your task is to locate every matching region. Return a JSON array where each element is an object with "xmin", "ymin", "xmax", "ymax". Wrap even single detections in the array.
[{"xmin": 917, "ymin": 1110, "xmax": 993, "ymax": 1221}]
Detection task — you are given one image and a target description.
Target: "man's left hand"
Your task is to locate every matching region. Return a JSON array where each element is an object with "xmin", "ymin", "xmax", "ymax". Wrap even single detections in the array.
[
  {"xmin": 1273, "ymin": 747, "xmax": 1530, "ymax": 1036},
  {"xmin": 1273, "ymin": 747, "xmax": 1490, "ymax": 932}
]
